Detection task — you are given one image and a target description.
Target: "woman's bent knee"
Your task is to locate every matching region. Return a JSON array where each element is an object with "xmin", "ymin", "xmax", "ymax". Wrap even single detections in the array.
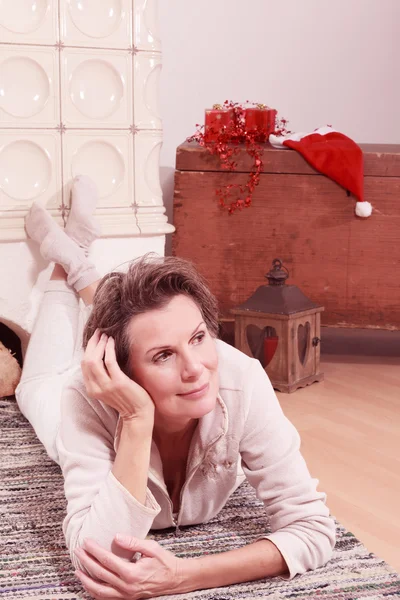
[{"xmin": 15, "ymin": 376, "xmax": 66, "ymax": 464}]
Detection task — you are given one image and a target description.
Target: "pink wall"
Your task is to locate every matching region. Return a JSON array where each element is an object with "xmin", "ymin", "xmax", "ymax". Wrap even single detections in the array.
[{"xmin": 159, "ymin": 0, "xmax": 399, "ymax": 232}]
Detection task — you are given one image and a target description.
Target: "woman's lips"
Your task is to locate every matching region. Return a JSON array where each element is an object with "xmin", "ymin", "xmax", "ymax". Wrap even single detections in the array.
[{"xmin": 178, "ymin": 382, "xmax": 209, "ymax": 399}]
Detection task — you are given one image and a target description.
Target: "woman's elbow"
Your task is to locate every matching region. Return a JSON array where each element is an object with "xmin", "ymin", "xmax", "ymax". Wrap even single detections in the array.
[
  {"xmin": 62, "ymin": 518, "xmax": 86, "ymax": 569},
  {"xmin": 309, "ymin": 515, "xmax": 336, "ymax": 569}
]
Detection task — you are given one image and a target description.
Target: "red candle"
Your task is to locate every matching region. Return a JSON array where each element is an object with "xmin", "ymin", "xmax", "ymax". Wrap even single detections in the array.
[
  {"xmin": 204, "ymin": 106, "xmax": 235, "ymax": 142},
  {"xmin": 263, "ymin": 336, "xmax": 279, "ymax": 366},
  {"xmin": 245, "ymin": 106, "xmax": 277, "ymax": 141}
]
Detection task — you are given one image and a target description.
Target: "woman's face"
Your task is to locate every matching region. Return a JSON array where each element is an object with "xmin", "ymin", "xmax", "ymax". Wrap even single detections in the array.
[{"xmin": 127, "ymin": 295, "xmax": 219, "ymax": 423}]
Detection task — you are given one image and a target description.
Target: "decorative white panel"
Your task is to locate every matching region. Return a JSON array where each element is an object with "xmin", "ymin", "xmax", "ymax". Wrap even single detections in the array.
[
  {"xmin": 134, "ymin": 130, "xmax": 173, "ymax": 234},
  {"xmin": 0, "ymin": 0, "xmax": 172, "ymax": 241},
  {"xmin": 63, "ymin": 130, "xmax": 134, "ymax": 208},
  {"xmin": 60, "ymin": 0, "xmax": 132, "ymax": 49},
  {"xmin": 61, "ymin": 49, "xmax": 133, "ymax": 127},
  {"xmin": 0, "ymin": 131, "xmax": 62, "ymax": 208},
  {"xmin": 0, "ymin": 130, "xmax": 63, "ymax": 239},
  {"xmin": 0, "ymin": 0, "xmax": 58, "ymax": 45},
  {"xmin": 133, "ymin": 52, "xmax": 162, "ymax": 129},
  {"xmin": 0, "ymin": 46, "xmax": 59, "ymax": 126},
  {"xmin": 134, "ymin": 130, "xmax": 162, "ymax": 205},
  {"xmin": 133, "ymin": 0, "xmax": 161, "ymax": 52}
]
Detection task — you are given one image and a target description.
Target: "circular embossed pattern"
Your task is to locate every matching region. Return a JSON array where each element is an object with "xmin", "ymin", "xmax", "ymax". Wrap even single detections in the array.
[
  {"xmin": 67, "ymin": 0, "xmax": 123, "ymax": 38},
  {"xmin": 0, "ymin": 140, "xmax": 51, "ymax": 200},
  {"xmin": 0, "ymin": 0, "xmax": 49, "ymax": 34},
  {"xmin": 0, "ymin": 57, "xmax": 50, "ymax": 118},
  {"xmin": 144, "ymin": 61, "xmax": 161, "ymax": 121},
  {"xmin": 69, "ymin": 59, "xmax": 124, "ymax": 119},
  {"xmin": 144, "ymin": 141, "xmax": 163, "ymax": 197},
  {"xmin": 72, "ymin": 141, "xmax": 125, "ymax": 198},
  {"xmin": 134, "ymin": 0, "xmax": 161, "ymax": 47}
]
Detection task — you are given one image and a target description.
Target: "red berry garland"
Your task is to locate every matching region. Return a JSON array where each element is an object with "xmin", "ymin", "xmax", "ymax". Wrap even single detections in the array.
[{"xmin": 187, "ymin": 101, "xmax": 290, "ymax": 214}]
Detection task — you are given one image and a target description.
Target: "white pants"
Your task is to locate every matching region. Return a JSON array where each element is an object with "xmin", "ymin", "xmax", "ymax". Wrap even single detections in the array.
[{"xmin": 15, "ymin": 280, "xmax": 88, "ymax": 464}]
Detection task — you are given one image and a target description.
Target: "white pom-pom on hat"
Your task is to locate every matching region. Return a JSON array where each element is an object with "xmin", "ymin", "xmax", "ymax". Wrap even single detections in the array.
[{"xmin": 355, "ymin": 201, "xmax": 373, "ymax": 218}]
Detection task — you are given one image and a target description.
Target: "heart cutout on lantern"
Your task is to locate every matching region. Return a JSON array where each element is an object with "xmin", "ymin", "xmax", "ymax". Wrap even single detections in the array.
[
  {"xmin": 246, "ymin": 324, "xmax": 279, "ymax": 368},
  {"xmin": 297, "ymin": 322, "xmax": 310, "ymax": 365}
]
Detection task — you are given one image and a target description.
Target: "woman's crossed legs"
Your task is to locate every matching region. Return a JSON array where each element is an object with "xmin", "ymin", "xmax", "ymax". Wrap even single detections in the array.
[{"xmin": 16, "ymin": 177, "xmax": 101, "ymax": 463}]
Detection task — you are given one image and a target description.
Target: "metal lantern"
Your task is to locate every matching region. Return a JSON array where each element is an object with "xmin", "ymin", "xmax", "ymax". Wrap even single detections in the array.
[{"xmin": 231, "ymin": 258, "xmax": 324, "ymax": 393}]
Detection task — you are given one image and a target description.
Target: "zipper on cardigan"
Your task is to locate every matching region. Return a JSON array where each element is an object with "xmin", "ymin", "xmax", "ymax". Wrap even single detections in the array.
[
  {"xmin": 172, "ymin": 514, "xmax": 181, "ymax": 535},
  {"xmin": 150, "ymin": 403, "xmax": 227, "ymax": 535},
  {"xmin": 148, "ymin": 470, "xmax": 178, "ymax": 531},
  {"xmin": 175, "ymin": 430, "xmax": 225, "ymax": 532}
]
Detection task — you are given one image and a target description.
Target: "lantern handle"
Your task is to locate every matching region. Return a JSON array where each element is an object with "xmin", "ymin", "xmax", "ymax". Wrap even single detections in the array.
[
  {"xmin": 266, "ymin": 258, "xmax": 289, "ymax": 286},
  {"xmin": 272, "ymin": 258, "xmax": 289, "ymax": 274}
]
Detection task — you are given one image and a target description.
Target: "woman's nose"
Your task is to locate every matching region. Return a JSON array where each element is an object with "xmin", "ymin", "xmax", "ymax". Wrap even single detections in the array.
[{"xmin": 181, "ymin": 356, "xmax": 203, "ymax": 380}]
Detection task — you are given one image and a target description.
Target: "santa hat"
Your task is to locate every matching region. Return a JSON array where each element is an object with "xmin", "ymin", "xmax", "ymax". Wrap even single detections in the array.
[{"xmin": 269, "ymin": 126, "xmax": 372, "ymax": 218}]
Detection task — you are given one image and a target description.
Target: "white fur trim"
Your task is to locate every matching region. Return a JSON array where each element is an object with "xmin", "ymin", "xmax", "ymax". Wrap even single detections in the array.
[
  {"xmin": 269, "ymin": 126, "xmax": 338, "ymax": 149},
  {"xmin": 312, "ymin": 126, "xmax": 337, "ymax": 136},
  {"xmin": 355, "ymin": 201, "xmax": 373, "ymax": 218},
  {"xmin": 269, "ymin": 132, "xmax": 309, "ymax": 148},
  {"xmin": 269, "ymin": 134, "xmax": 289, "ymax": 148}
]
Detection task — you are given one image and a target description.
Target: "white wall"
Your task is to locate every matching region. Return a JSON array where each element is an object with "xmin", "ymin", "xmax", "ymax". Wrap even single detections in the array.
[{"xmin": 159, "ymin": 0, "xmax": 400, "ymax": 238}]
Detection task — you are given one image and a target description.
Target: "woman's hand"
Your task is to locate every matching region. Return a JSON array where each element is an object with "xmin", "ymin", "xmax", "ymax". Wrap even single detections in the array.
[
  {"xmin": 75, "ymin": 536, "xmax": 184, "ymax": 600},
  {"xmin": 81, "ymin": 330, "xmax": 154, "ymax": 422}
]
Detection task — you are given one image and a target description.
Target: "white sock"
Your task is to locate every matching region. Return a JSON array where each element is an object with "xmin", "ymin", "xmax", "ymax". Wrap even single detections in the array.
[
  {"xmin": 25, "ymin": 202, "xmax": 100, "ymax": 292},
  {"xmin": 65, "ymin": 175, "xmax": 100, "ymax": 256}
]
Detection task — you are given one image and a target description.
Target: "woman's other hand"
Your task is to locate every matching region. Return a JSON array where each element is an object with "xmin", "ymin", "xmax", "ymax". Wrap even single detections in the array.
[
  {"xmin": 75, "ymin": 536, "xmax": 184, "ymax": 599},
  {"xmin": 82, "ymin": 330, "xmax": 154, "ymax": 421}
]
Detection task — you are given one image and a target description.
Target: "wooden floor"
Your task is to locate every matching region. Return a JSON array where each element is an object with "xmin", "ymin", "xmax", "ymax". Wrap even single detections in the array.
[{"xmin": 278, "ymin": 337, "xmax": 400, "ymax": 573}]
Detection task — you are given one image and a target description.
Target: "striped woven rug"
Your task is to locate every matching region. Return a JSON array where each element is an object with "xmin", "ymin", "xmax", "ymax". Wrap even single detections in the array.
[{"xmin": 1, "ymin": 395, "xmax": 399, "ymax": 600}]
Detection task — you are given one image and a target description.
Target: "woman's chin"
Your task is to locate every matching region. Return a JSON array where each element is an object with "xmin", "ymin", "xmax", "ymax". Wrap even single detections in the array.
[
  {"xmin": 179, "ymin": 391, "xmax": 217, "ymax": 419},
  {"xmin": 190, "ymin": 401, "xmax": 216, "ymax": 419}
]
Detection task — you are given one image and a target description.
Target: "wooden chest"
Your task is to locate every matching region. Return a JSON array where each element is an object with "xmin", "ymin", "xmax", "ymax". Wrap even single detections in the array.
[{"xmin": 172, "ymin": 142, "xmax": 400, "ymax": 330}]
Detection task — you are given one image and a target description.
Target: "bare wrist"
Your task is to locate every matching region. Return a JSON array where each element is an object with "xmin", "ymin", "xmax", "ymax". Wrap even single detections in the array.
[
  {"xmin": 121, "ymin": 413, "xmax": 154, "ymax": 435},
  {"xmin": 175, "ymin": 558, "xmax": 199, "ymax": 595}
]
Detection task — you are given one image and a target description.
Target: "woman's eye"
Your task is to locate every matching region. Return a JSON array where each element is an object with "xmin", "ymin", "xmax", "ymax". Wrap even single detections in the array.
[
  {"xmin": 154, "ymin": 351, "xmax": 171, "ymax": 363},
  {"xmin": 193, "ymin": 332, "xmax": 205, "ymax": 344}
]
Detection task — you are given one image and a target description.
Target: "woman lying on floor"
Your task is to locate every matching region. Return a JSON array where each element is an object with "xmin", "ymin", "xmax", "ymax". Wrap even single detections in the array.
[{"xmin": 17, "ymin": 176, "xmax": 335, "ymax": 599}]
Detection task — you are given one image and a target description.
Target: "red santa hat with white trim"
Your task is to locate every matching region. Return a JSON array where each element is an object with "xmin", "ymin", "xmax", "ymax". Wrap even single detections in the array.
[{"xmin": 269, "ymin": 126, "xmax": 373, "ymax": 218}]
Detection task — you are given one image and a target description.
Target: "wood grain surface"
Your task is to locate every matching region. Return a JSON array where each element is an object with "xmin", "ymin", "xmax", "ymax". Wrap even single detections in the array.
[
  {"xmin": 176, "ymin": 141, "xmax": 400, "ymax": 177},
  {"xmin": 173, "ymin": 158, "xmax": 400, "ymax": 329},
  {"xmin": 280, "ymin": 350, "xmax": 400, "ymax": 571}
]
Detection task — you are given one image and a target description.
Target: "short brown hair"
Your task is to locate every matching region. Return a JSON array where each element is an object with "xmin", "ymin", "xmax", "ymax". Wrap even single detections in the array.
[{"xmin": 83, "ymin": 254, "xmax": 219, "ymax": 376}]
